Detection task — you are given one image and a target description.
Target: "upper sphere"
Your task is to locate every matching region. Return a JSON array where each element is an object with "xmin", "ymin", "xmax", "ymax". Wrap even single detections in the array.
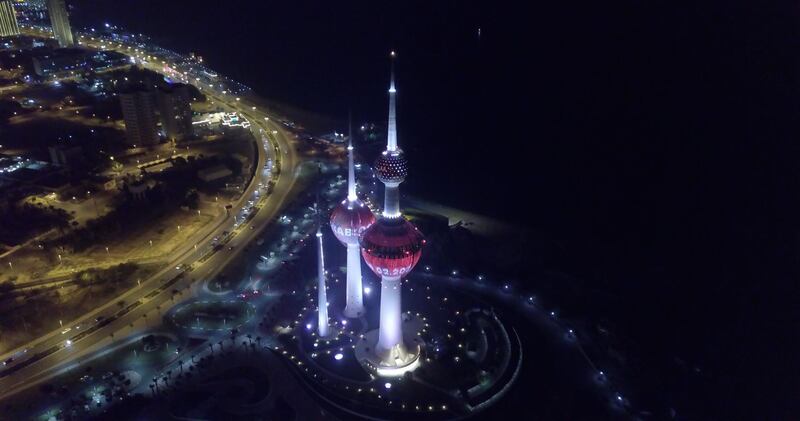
[
  {"xmin": 374, "ymin": 149, "xmax": 408, "ymax": 184},
  {"xmin": 360, "ymin": 217, "xmax": 424, "ymax": 278},
  {"xmin": 330, "ymin": 199, "xmax": 376, "ymax": 245}
]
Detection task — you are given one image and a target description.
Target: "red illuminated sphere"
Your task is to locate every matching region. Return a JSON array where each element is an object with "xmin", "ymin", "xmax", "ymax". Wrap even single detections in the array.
[
  {"xmin": 330, "ymin": 199, "xmax": 376, "ymax": 246},
  {"xmin": 360, "ymin": 217, "xmax": 424, "ymax": 278},
  {"xmin": 374, "ymin": 150, "xmax": 408, "ymax": 184}
]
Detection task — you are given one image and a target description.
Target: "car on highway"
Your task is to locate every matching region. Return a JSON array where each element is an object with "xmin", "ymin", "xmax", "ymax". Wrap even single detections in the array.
[{"xmin": 237, "ymin": 289, "xmax": 261, "ymax": 301}]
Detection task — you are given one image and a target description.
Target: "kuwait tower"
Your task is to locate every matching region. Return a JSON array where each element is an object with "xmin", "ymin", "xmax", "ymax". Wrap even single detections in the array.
[
  {"xmin": 360, "ymin": 51, "xmax": 425, "ymax": 375},
  {"xmin": 330, "ymin": 120, "xmax": 376, "ymax": 318}
]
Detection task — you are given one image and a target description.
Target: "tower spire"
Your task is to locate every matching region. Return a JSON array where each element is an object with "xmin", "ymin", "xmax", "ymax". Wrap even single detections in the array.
[
  {"xmin": 387, "ymin": 51, "xmax": 398, "ymax": 152},
  {"xmin": 347, "ymin": 112, "xmax": 357, "ymax": 201}
]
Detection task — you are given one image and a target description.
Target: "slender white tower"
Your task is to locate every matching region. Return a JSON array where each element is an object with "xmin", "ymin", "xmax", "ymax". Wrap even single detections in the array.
[
  {"xmin": 316, "ymin": 206, "xmax": 330, "ymax": 338},
  {"xmin": 361, "ymin": 52, "xmax": 424, "ymax": 372},
  {"xmin": 331, "ymin": 119, "xmax": 376, "ymax": 318}
]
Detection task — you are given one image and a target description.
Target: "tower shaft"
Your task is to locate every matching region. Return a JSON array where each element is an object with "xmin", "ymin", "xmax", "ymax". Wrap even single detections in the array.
[
  {"xmin": 383, "ymin": 182, "xmax": 400, "ymax": 218},
  {"xmin": 316, "ymin": 229, "xmax": 329, "ymax": 337},
  {"xmin": 343, "ymin": 243, "xmax": 364, "ymax": 317},
  {"xmin": 377, "ymin": 275, "xmax": 403, "ymax": 353}
]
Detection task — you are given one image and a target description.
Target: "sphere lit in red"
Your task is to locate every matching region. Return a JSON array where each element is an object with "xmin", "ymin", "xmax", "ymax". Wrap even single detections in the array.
[
  {"xmin": 360, "ymin": 217, "xmax": 424, "ymax": 278},
  {"xmin": 330, "ymin": 199, "xmax": 376, "ymax": 246},
  {"xmin": 374, "ymin": 150, "xmax": 408, "ymax": 184}
]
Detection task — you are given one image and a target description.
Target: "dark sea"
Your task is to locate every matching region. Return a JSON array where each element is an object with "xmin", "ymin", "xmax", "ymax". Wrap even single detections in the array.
[{"xmin": 69, "ymin": 0, "xmax": 800, "ymax": 417}]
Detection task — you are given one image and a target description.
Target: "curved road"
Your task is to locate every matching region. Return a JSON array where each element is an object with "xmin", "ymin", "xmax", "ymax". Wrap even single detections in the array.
[{"xmin": 0, "ymin": 28, "xmax": 307, "ymax": 400}]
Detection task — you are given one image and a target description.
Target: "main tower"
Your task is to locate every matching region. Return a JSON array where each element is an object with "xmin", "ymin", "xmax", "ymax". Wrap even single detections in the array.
[
  {"xmin": 360, "ymin": 52, "xmax": 425, "ymax": 375},
  {"xmin": 330, "ymin": 120, "xmax": 376, "ymax": 318}
]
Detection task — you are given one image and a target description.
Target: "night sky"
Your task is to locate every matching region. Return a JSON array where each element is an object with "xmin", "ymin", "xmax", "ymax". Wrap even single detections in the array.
[{"xmin": 71, "ymin": 0, "xmax": 800, "ymax": 417}]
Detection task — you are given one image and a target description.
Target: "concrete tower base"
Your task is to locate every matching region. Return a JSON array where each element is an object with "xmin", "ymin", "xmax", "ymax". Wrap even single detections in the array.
[
  {"xmin": 315, "ymin": 325, "xmax": 340, "ymax": 341},
  {"xmin": 354, "ymin": 313, "xmax": 425, "ymax": 377}
]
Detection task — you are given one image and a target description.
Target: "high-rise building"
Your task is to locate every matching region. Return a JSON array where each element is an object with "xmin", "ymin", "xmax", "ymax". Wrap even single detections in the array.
[
  {"xmin": 46, "ymin": 0, "xmax": 73, "ymax": 47},
  {"xmin": 330, "ymin": 119, "xmax": 376, "ymax": 318},
  {"xmin": 120, "ymin": 88, "xmax": 159, "ymax": 147},
  {"xmin": 157, "ymin": 83, "xmax": 193, "ymax": 141},
  {"xmin": 360, "ymin": 52, "xmax": 425, "ymax": 375},
  {"xmin": 0, "ymin": 1, "xmax": 20, "ymax": 37}
]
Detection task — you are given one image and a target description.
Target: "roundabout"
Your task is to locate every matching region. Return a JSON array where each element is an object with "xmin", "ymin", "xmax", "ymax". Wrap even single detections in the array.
[{"xmin": 279, "ymin": 274, "xmax": 522, "ymax": 418}]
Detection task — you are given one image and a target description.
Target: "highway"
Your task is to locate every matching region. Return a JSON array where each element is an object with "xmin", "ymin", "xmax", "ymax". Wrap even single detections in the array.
[{"xmin": 0, "ymin": 28, "xmax": 307, "ymax": 400}]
